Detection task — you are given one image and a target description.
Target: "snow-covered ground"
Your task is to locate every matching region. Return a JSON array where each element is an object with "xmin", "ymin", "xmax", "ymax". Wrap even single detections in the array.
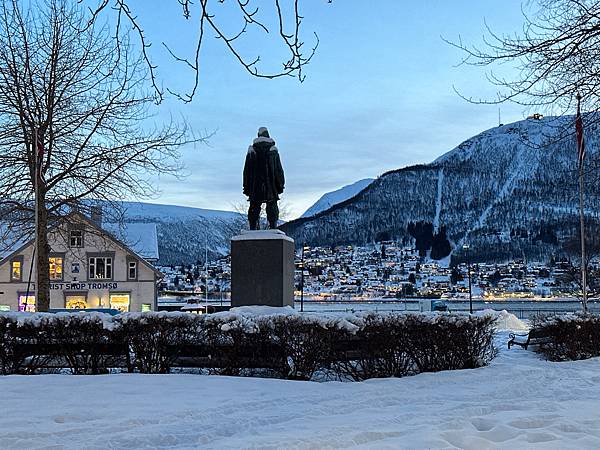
[{"xmin": 2, "ymin": 322, "xmax": 600, "ymax": 449}]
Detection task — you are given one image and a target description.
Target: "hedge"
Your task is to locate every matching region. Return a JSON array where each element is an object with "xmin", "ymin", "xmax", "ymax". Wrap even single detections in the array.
[
  {"xmin": 531, "ymin": 313, "xmax": 600, "ymax": 361},
  {"xmin": 0, "ymin": 308, "xmax": 497, "ymax": 380}
]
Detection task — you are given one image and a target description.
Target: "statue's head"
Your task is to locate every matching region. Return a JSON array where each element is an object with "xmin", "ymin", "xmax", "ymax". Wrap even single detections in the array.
[{"xmin": 257, "ymin": 127, "xmax": 270, "ymax": 138}]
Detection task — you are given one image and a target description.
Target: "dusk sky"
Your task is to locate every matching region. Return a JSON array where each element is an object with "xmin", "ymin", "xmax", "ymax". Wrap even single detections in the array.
[{"xmin": 135, "ymin": 0, "xmax": 529, "ymax": 218}]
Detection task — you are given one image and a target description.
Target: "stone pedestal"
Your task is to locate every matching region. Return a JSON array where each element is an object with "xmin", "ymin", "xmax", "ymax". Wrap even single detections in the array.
[{"xmin": 231, "ymin": 230, "xmax": 295, "ymax": 308}]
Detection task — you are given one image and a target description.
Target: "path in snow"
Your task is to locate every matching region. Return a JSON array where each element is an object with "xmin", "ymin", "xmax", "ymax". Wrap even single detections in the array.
[
  {"xmin": 433, "ymin": 168, "xmax": 444, "ymax": 233},
  {"xmin": 2, "ymin": 332, "xmax": 600, "ymax": 449}
]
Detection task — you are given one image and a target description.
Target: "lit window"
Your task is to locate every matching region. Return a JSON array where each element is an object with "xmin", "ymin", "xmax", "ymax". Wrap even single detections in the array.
[
  {"xmin": 18, "ymin": 295, "xmax": 35, "ymax": 312},
  {"xmin": 49, "ymin": 257, "xmax": 63, "ymax": 280},
  {"xmin": 69, "ymin": 230, "xmax": 83, "ymax": 248},
  {"xmin": 141, "ymin": 303, "xmax": 151, "ymax": 312},
  {"xmin": 11, "ymin": 260, "xmax": 21, "ymax": 281},
  {"xmin": 0, "ymin": 305, "xmax": 10, "ymax": 311},
  {"xmin": 110, "ymin": 294, "xmax": 130, "ymax": 312},
  {"xmin": 128, "ymin": 261, "xmax": 137, "ymax": 280},
  {"xmin": 89, "ymin": 256, "xmax": 112, "ymax": 280},
  {"xmin": 66, "ymin": 296, "xmax": 88, "ymax": 309}
]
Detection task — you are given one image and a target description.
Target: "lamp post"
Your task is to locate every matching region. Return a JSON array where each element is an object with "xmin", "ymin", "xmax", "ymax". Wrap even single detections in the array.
[
  {"xmin": 300, "ymin": 245, "xmax": 309, "ymax": 312},
  {"xmin": 463, "ymin": 244, "xmax": 473, "ymax": 314}
]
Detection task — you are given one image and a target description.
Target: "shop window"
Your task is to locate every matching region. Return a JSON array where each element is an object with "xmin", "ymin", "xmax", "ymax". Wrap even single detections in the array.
[
  {"xmin": 10, "ymin": 257, "xmax": 23, "ymax": 282},
  {"xmin": 69, "ymin": 229, "xmax": 83, "ymax": 248},
  {"xmin": 49, "ymin": 257, "xmax": 64, "ymax": 281},
  {"xmin": 18, "ymin": 294, "xmax": 35, "ymax": 312},
  {"xmin": 110, "ymin": 294, "xmax": 130, "ymax": 312},
  {"xmin": 66, "ymin": 296, "xmax": 88, "ymax": 309},
  {"xmin": 141, "ymin": 303, "xmax": 151, "ymax": 312},
  {"xmin": 128, "ymin": 260, "xmax": 137, "ymax": 280},
  {"xmin": 89, "ymin": 256, "xmax": 113, "ymax": 280}
]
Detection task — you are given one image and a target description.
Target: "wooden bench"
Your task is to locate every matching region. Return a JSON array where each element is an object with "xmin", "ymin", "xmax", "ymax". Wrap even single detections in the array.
[{"xmin": 508, "ymin": 328, "xmax": 552, "ymax": 350}]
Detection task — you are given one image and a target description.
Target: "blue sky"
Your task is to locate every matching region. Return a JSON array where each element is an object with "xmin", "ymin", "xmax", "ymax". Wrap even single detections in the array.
[{"xmin": 135, "ymin": 0, "xmax": 529, "ymax": 218}]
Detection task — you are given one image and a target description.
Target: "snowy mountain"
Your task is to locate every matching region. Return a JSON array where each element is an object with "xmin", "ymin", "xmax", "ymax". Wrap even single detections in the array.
[
  {"xmin": 281, "ymin": 116, "xmax": 600, "ymax": 263},
  {"xmin": 301, "ymin": 179, "xmax": 374, "ymax": 218},
  {"xmin": 110, "ymin": 202, "xmax": 242, "ymax": 266}
]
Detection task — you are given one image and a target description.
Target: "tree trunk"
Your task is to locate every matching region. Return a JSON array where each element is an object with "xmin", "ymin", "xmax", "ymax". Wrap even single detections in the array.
[{"xmin": 36, "ymin": 185, "xmax": 51, "ymax": 312}]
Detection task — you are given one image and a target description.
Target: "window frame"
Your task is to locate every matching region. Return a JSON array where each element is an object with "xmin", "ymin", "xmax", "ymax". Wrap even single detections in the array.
[
  {"xmin": 69, "ymin": 229, "xmax": 84, "ymax": 248},
  {"xmin": 109, "ymin": 292, "xmax": 131, "ymax": 312},
  {"xmin": 10, "ymin": 256, "xmax": 24, "ymax": 282},
  {"xmin": 127, "ymin": 257, "xmax": 138, "ymax": 281},
  {"xmin": 87, "ymin": 252, "xmax": 115, "ymax": 281},
  {"xmin": 64, "ymin": 291, "xmax": 89, "ymax": 309},
  {"xmin": 49, "ymin": 253, "xmax": 65, "ymax": 281},
  {"xmin": 17, "ymin": 292, "xmax": 36, "ymax": 312}
]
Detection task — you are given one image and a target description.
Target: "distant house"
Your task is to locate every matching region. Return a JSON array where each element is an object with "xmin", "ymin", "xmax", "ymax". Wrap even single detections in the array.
[{"xmin": 0, "ymin": 212, "xmax": 160, "ymax": 312}]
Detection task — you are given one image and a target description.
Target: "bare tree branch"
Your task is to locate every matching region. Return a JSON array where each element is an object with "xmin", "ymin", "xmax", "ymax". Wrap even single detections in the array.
[{"xmin": 79, "ymin": 0, "xmax": 328, "ymax": 102}]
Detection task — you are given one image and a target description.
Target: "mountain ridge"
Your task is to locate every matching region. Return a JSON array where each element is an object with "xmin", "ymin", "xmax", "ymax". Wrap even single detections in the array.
[
  {"xmin": 301, "ymin": 179, "xmax": 374, "ymax": 218},
  {"xmin": 281, "ymin": 116, "xmax": 600, "ymax": 263}
]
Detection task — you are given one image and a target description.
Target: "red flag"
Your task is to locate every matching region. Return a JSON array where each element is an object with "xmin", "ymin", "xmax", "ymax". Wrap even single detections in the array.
[{"xmin": 576, "ymin": 97, "xmax": 586, "ymax": 167}]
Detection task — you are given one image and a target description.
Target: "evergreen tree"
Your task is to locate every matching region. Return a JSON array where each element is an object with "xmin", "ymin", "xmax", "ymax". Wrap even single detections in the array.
[{"xmin": 431, "ymin": 226, "xmax": 452, "ymax": 260}]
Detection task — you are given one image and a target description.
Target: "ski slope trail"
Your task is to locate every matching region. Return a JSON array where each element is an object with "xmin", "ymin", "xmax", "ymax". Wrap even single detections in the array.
[
  {"xmin": 433, "ymin": 168, "xmax": 444, "ymax": 232},
  {"xmin": 460, "ymin": 137, "xmax": 541, "ymax": 248}
]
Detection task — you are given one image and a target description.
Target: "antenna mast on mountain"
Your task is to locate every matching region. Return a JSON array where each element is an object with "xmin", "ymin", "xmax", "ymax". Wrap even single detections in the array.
[{"xmin": 498, "ymin": 108, "xmax": 502, "ymax": 127}]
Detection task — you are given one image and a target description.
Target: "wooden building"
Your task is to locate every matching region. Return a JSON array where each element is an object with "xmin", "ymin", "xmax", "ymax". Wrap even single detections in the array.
[{"xmin": 0, "ymin": 212, "xmax": 160, "ymax": 312}]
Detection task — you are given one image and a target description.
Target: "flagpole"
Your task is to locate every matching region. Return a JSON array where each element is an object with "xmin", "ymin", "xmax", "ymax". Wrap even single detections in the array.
[
  {"xmin": 576, "ymin": 94, "xmax": 588, "ymax": 313},
  {"xmin": 33, "ymin": 126, "xmax": 39, "ymax": 312}
]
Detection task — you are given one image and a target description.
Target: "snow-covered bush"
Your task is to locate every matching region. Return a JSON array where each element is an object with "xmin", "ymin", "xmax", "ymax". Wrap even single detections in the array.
[
  {"xmin": 257, "ymin": 313, "xmax": 355, "ymax": 380},
  {"xmin": 333, "ymin": 313, "xmax": 413, "ymax": 381},
  {"xmin": 332, "ymin": 312, "xmax": 497, "ymax": 380},
  {"xmin": 531, "ymin": 313, "xmax": 600, "ymax": 361},
  {"xmin": 0, "ymin": 313, "xmax": 46, "ymax": 374},
  {"xmin": 0, "ymin": 312, "xmax": 120, "ymax": 374},
  {"xmin": 115, "ymin": 312, "xmax": 204, "ymax": 374},
  {"xmin": 43, "ymin": 312, "xmax": 122, "ymax": 375},
  {"xmin": 0, "ymin": 309, "xmax": 497, "ymax": 380}
]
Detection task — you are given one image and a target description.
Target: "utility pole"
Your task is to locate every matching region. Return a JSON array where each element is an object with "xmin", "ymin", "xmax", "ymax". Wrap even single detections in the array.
[
  {"xmin": 300, "ymin": 244, "xmax": 306, "ymax": 312},
  {"xmin": 33, "ymin": 126, "xmax": 39, "ymax": 311},
  {"xmin": 576, "ymin": 93, "xmax": 588, "ymax": 313},
  {"xmin": 463, "ymin": 244, "xmax": 473, "ymax": 314},
  {"xmin": 205, "ymin": 225, "xmax": 209, "ymax": 313}
]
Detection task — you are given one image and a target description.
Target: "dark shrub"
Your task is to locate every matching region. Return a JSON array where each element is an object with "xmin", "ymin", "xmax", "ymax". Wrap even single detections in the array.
[
  {"xmin": 262, "ymin": 314, "xmax": 353, "ymax": 380},
  {"xmin": 116, "ymin": 312, "xmax": 202, "ymax": 373},
  {"xmin": 0, "ymin": 314, "xmax": 58, "ymax": 374},
  {"xmin": 531, "ymin": 313, "xmax": 600, "ymax": 361},
  {"xmin": 1, "ymin": 310, "xmax": 498, "ymax": 380},
  {"xmin": 403, "ymin": 313, "xmax": 497, "ymax": 372},
  {"xmin": 44, "ymin": 313, "xmax": 124, "ymax": 374},
  {"xmin": 333, "ymin": 312, "xmax": 497, "ymax": 380},
  {"xmin": 333, "ymin": 313, "xmax": 412, "ymax": 381}
]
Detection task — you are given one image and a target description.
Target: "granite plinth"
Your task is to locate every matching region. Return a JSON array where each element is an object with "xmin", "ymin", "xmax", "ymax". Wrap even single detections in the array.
[{"xmin": 231, "ymin": 230, "xmax": 295, "ymax": 308}]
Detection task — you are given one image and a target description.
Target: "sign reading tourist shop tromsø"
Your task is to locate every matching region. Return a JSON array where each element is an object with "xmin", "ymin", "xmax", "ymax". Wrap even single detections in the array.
[{"xmin": 49, "ymin": 282, "xmax": 119, "ymax": 290}]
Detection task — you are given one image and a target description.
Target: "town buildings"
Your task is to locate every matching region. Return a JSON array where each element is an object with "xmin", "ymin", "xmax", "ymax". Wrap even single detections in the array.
[{"xmin": 0, "ymin": 212, "xmax": 160, "ymax": 312}]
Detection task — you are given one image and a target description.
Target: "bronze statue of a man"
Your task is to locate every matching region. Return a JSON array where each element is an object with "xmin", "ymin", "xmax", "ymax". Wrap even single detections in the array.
[{"xmin": 243, "ymin": 127, "xmax": 285, "ymax": 230}]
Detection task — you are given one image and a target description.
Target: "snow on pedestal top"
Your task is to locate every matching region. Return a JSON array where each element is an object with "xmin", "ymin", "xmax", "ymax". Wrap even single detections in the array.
[{"xmin": 231, "ymin": 229, "xmax": 294, "ymax": 243}]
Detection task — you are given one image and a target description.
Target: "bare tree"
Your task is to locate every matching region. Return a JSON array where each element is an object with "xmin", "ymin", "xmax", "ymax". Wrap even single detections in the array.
[
  {"xmin": 447, "ymin": 0, "xmax": 600, "ymax": 113},
  {"xmin": 0, "ymin": 0, "xmax": 198, "ymax": 311},
  {"xmin": 561, "ymin": 226, "xmax": 600, "ymax": 298},
  {"xmin": 81, "ymin": 0, "xmax": 329, "ymax": 102}
]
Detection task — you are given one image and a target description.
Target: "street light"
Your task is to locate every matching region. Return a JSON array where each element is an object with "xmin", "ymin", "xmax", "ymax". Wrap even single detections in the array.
[
  {"xmin": 299, "ymin": 245, "xmax": 310, "ymax": 312},
  {"xmin": 463, "ymin": 243, "xmax": 473, "ymax": 314}
]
